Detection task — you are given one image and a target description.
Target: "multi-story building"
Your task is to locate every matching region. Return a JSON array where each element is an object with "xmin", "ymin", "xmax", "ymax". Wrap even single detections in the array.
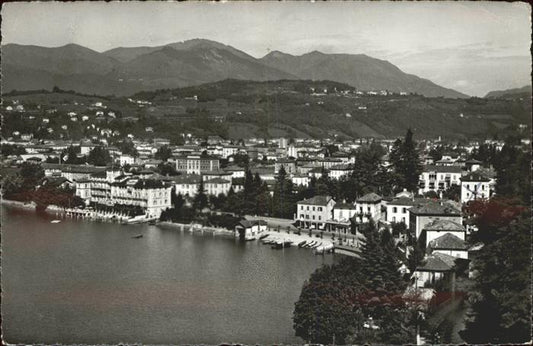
[
  {"xmin": 110, "ymin": 178, "xmax": 172, "ymax": 218},
  {"xmin": 224, "ymin": 165, "xmax": 246, "ymax": 179},
  {"xmin": 385, "ymin": 197, "xmax": 419, "ymax": 227},
  {"xmin": 291, "ymin": 174, "xmax": 309, "ymax": 187},
  {"xmin": 421, "ymin": 219, "xmax": 466, "ymax": 248},
  {"xmin": 43, "ymin": 163, "xmax": 106, "ymax": 181},
  {"xmin": 204, "ymin": 178, "xmax": 232, "ymax": 196},
  {"xmin": 328, "ymin": 202, "xmax": 357, "ymax": 233},
  {"xmin": 460, "ymin": 172, "xmax": 494, "ymax": 204},
  {"xmin": 173, "ymin": 155, "xmax": 220, "ymax": 174},
  {"xmin": 295, "ymin": 195, "xmax": 336, "ymax": 230},
  {"xmin": 119, "ymin": 154, "xmax": 135, "ymax": 167},
  {"xmin": 418, "ymin": 165, "xmax": 463, "ymax": 195},
  {"xmin": 172, "ymin": 174, "xmax": 202, "ymax": 197},
  {"xmin": 329, "ymin": 164, "xmax": 353, "ymax": 180},
  {"xmin": 274, "ymin": 159, "xmax": 297, "ymax": 174},
  {"xmin": 408, "ymin": 201, "xmax": 462, "ymax": 239},
  {"xmin": 353, "ymin": 192, "xmax": 383, "ymax": 223},
  {"xmin": 74, "ymin": 172, "xmax": 172, "ymax": 219}
]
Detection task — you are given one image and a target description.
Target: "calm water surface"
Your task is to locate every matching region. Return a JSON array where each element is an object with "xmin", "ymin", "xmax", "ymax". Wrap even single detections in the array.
[{"xmin": 1, "ymin": 206, "xmax": 336, "ymax": 344}]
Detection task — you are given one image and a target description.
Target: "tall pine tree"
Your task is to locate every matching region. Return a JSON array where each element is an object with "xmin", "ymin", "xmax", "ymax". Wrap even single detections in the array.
[{"xmin": 391, "ymin": 129, "xmax": 422, "ymax": 193}]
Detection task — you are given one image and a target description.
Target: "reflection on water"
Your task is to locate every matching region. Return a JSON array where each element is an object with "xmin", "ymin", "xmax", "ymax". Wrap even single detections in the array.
[{"xmin": 1, "ymin": 206, "xmax": 336, "ymax": 344}]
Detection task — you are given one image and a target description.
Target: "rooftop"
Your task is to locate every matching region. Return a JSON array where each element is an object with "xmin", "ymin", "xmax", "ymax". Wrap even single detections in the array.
[
  {"xmin": 423, "ymin": 219, "xmax": 465, "ymax": 232},
  {"xmin": 428, "ymin": 233, "xmax": 467, "ymax": 250},
  {"xmin": 298, "ymin": 195, "xmax": 333, "ymax": 206},
  {"xmin": 461, "ymin": 172, "xmax": 491, "ymax": 182},
  {"xmin": 409, "ymin": 201, "xmax": 461, "ymax": 216},
  {"xmin": 423, "ymin": 165, "xmax": 463, "ymax": 174},
  {"xmin": 416, "ymin": 252, "xmax": 457, "ymax": 272},
  {"xmin": 356, "ymin": 192, "xmax": 382, "ymax": 203},
  {"xmin": 205, "ymin": 178, "xmax": 231, "ymax": 184},
  {"xmin": 237, "ymin": 220, "xmax": 267, "ymax": 228}
]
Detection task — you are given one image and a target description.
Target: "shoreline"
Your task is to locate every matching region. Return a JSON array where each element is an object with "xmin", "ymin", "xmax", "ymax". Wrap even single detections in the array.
[{"xmin": 2, "ymin": 199, "xmax": 357, "ymax": 256}]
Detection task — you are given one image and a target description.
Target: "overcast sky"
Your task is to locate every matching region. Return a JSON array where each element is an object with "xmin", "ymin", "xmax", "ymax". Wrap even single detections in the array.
[{"xmin": 2, "ymin": 1, "xmax": 531, "ymax": 96}]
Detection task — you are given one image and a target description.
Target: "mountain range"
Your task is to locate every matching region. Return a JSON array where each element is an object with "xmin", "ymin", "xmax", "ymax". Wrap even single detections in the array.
[
  {"xmin": 484, "ymin": 85, "xmax": 531, "ymax": 98},
  {"xmin": 2, "ymin": 38, "xmax": 468, "ymax": 98}
]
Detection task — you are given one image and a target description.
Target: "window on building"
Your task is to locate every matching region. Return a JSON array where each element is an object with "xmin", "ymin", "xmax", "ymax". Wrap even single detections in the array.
[
  {"xmin": 393, "ymin": 207, "xmax": 397, "ymax": 213},
  {"xmin": 402, "ymin": 207, "xmax": 407, "ymax": 213}
]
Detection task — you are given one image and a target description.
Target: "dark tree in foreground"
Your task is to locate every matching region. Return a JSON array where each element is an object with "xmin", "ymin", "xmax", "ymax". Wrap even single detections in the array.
[
  {"xmin": 293, "ymin": 223, "xmax": 417, "ymax": 344},
  {"xmin": 460, "ymin": 198, "xmax": 531, "ymax": 343}
]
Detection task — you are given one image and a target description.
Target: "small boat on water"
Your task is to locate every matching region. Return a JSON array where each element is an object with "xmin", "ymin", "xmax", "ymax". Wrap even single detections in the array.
[
  {"xmin": 271, "ymin": 243, "xmax": 283, "ymax": 249},
  {"xmin": 305, "ymin": 241, "xmax": 316, "ymax": 248},
  {"xmin": 283, "ymin": 241, "xmax": 292, "ymax": 248},
  {"xmin": 50, "ymin": 220, "xmax": 61, "ymax": 224},
  {"xmin": 298, "ymin": 241, "xmax": 307, "ymax": 248},
  {"xmin": 312, "ymin": 242, "xmax": 322, "ymax": 249},
  {"xmin": 148, "ymin": 220, "xmax": 157, "ymax": 225},
  {"xmin": 258, "ymin": 234, "xmax": 269, "ymax": 240},
  {"xmin": 132, "ymin": 234, "xmax": 143, "ymax": 239}
]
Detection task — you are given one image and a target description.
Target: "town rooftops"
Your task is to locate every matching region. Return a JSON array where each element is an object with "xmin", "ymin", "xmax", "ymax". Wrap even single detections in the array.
[
  {"xmin": 276, "ymin": 158, "xmax": 296, "ymax": 164},
  {"xmin": 423, "ymin": 219, "xmax": 465, "ymax": 232},
  {"xmin": 224, "ymin": 165, "xmax": 245, "ymax": 172},
  {"xmin": 387, "ymin": 197, "xmax": 420, "ymax": 206},
  {"xmin": 42, "ymin": 163, "xmax": 106, "ymax": 174},
  {"xmin": 172, "ymin": 174, "xmax": 202, "ymax": 184},
  {"xmin": 423, "ymin": 165, "xmax": 463, "ymax": 173},
  {"xmin": 333, "ymin": 202, "xmax": 356, "ymax": 210},
  {"xmin": 416, "ymin": 252, "xmax": 457, "ymax": 272},
  {"xmin": 409, "ymin": 201, "xmax": 461, "ymax": 216},
  {"xmin": 298, "ymin": 195, "xmax": 333, "ymax": 206},
  {"xmin": 465, "ymin": 159, "xmax": 483, "ymax": 164},
  {"xmin": 90, "ymin": 171, "xmax": 107, "ymax": 178},
  {"xmin": 461, "ymin": 172, "xmax": 491, "ymax": 182},
  {"xmin": 330, "ymin": 163, "xmax": 353, "ymax": 170},
  {"xmin": 428, "ymin": 233, "xmax": 468, "ymax": 251},
  {"xmin": 356, "ymin": 192, "xmax": 383, "ymax": 203},
  {"xmin": 203, "ymin": 170, "xmax": 233, "ymax": 176},
  {"xmin": 112, "ymin": 178, "xmax": 166, "ymax": 189},
  {"xmin": 236, "ymin": 220, "xmax": 267, "ymax": 229},
  {"xmin": 204, "ymin": 178, "xmax": 231, "ymax": 184}
]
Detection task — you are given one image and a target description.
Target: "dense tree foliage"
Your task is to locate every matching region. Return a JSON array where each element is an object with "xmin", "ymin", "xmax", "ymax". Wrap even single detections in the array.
[
  {"xmin": 1, "ymin": 144, "xmax": 27, "ymax": 157},
  {"xmin": 271, "ymin": 166, "xmax": 296, "ymax": 218},
  {"xmin": 293, "ymin": 223, "xmax": 418, "ymax": 344},
  {"xmin": 87, "ymin": 146, "xmax": 111, "ymax": 166},
  {"xmin": 154, "ymin": 145, "xmax": 172, "ymax": 161},
  {"xmin": 390, "ymin": 129, "xmax": 422, "ymax": 192},
  {"xmin": 460, "ymin": 199, "xmax": 531, "ymax": 343}
]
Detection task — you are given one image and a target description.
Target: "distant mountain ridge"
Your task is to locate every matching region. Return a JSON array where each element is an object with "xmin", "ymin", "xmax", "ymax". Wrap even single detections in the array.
[
  {"xmin": 484, "ymin": 85, "xmax": 531, "ymax": 98},
  {"xmin": 2, "ymin": 38, "xmax": 468, "ymax": 98},
  {"xmin": 260, "ymin": 50, "xmax": 467, "ymax": 98}
]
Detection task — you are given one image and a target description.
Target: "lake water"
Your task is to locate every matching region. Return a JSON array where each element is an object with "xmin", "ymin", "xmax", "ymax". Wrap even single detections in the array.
[{"xmin": 1, "ymin": 206, "xmax": 336, "ymax": 344}]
